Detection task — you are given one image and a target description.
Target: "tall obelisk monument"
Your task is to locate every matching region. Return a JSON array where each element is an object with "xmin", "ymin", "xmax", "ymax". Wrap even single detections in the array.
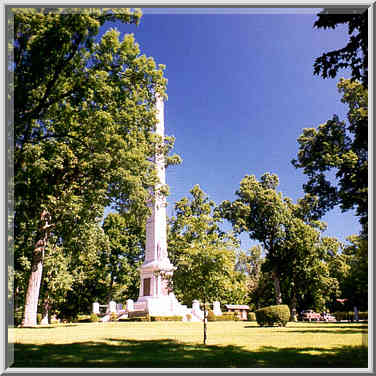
[{"xmin": 136, "ymin": 95, "xmax": 181, "ymax": 316}]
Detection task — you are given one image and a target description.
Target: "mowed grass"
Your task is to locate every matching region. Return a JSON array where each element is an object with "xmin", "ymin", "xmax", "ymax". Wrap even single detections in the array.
[{"xmin": 10, "ymin": 321, "xmax": 368, "ymax": 368}]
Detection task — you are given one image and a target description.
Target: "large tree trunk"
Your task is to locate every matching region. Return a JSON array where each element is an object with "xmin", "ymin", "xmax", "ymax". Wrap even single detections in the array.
[
  {"xmin": 21, "ymin": 211, "xmax": 50, "ymax": 327},
  {"xmin": 272, "ymin": 269, "xmax": 282, "ymax": 305}
]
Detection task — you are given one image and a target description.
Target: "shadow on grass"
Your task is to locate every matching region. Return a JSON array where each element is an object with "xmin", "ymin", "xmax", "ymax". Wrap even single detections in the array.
[
  {"xmin": 12, "ymin": 338, "xmax": 368, "ymax": 368},
  {"xmin": 244, "ymin": 324, "xmax": 368, "ymax": 335},
  {"xmin": 272, "ymin": 329, "xmax": 368, "ymax": 335},
  {"xmin": 13, "ymin": 325, "xmax": 79, "ymax": 330}
]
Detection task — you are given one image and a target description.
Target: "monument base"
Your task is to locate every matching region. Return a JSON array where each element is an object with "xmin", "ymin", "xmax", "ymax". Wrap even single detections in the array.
[{"xmin": 136, "ymin": 293, "xmax": 190, "ymax": 318}]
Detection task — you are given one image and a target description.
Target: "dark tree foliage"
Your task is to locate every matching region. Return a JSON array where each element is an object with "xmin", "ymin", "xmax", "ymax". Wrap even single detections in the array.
[
  {"xmin": 292, "ymin": 79, "xmax": 367, "ymax": 235},
  {"xmin": 313, "ymin": 9, "xmax": 368, "ymax": 86}
]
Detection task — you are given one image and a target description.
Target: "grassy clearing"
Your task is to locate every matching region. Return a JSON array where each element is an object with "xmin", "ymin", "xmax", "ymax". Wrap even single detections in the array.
[{"xmin": 10, "ymin": 321, "xmax": 368, "ymax": 368}]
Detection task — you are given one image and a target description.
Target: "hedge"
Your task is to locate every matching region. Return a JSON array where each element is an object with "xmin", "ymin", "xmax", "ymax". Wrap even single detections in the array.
[
  {"xmin": 255, "ymin": 305, "xmax": 290, "ymax": 327},
  {"xmin": 150, "ymin": 316, "xmax": 183, "ymax": 321},
  {"xmin": 90, "ymin": 313, "xmax": 99, "ymax": 322},
  {"xmin": 334, "ymin": 311, "xmax": 368, "ymax": 321},
  {"xmin": 247, "ymin": 312, "xmax": 256, "ymax": 321},
  {"xmin": 119, "ymin": 315, "xmax": 151, "ymax": 322}
]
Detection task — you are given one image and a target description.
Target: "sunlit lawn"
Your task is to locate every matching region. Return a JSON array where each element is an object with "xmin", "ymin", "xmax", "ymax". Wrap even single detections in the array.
[{"xmin": 9, "ymin": 321, "xmax": 368, "ymax": 368}]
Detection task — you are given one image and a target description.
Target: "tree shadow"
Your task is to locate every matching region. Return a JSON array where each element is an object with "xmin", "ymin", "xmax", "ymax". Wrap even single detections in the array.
[
  {"xmin": 272, "ymin": 329, "xmax": 368, "ymax": 335},
  {"xmin": 11, "ymin": 324, "xmax": 79, "ymax": 330},
  {"xmin": 12, "ymin": 338, "xmax": 368, "ymax": 368}
]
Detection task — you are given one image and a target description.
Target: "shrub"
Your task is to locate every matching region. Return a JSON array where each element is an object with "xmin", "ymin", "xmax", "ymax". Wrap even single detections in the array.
[
  {"xmin": 213, "ymin": 312, "xmax": 237, "ymax": 321},
  {"xmin": 150, "ymin": 316, "xmax": 183, "ymax": 321},
  {"xmin": 207, "ymin": 309, "xmax": 216, "ymax": 321},
  {"xmin": 359, "ymin": 311, "xmax": 368, "ymax": 320},
  {"xmin": 109, "ymin": 312, "xmax": 118, "ymax": 322},
  {"xmin": 75, "ymin": 314, "xmax": 91, "ymax": 323},
  {"xmin": 255, "ymin": 305, "xmax": 290, "ymax": 327},
  {"xmin": 120, "ymin": 313, "xmax": 150, "ymax": 322},
  {"xmin": 14, "ymin": 309, "xmax": 23, "ymax": 327},
  {"xmin": 185, "ymin": 313, "xmax": 192, "ymax": 321},
  {"xmin": 90, "ymin": 313, "xmax": 99, "ymax": 322},
  {"xmin": 37, "ymin": 313, "xmax": 42, "ymax": 324},
  {"xmin": 334, "ymin": 311, "xmax": 367, "ymax": 321},
  {"xmin": 247, "ymin": 312, "xmax": 256, "ymax": 321}
]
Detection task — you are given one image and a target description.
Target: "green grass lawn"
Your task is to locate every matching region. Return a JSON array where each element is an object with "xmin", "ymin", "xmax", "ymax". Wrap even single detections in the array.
[{"xmin": 9, "ymin": 321, "xmax": 368, "ymax": 368}]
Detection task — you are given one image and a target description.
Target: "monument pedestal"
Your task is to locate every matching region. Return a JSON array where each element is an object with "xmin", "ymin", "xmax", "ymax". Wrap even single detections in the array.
[{"xmin": 136, "ymin": 256, "xmax": 189, "ymax": 317}]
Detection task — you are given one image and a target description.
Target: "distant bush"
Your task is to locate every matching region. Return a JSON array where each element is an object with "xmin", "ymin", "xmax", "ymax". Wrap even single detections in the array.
[
  {"xmin": 109, "ymin": 313, "xmax": 118, "ymax": 322},
  {"xmin": 150, "ymin": 316, "xmax": 183, "ymax": 321},
  {"xmin": 207, "ymin": 309, "xmax": 216, "ymax": 321},
  {"xmin": 14, "ymin": 309, "xmax": 23, "ymax": 327},
  {"xmin": 247, "ymin": 312, "xmax": 256, "ymax": 321},
  {"xmin": 75, "ymin": 314, "xmax": 91, "ymax": 323},
  {"xmin": 185, "ymin": 313, "xmax": 192, "ymax": 321},
  {"xmin": 119, "ymin": 313, "xmax": 150, "ymax": 322},
  {"xmin": 50, "ymin": 316, "xmax": 59, "ymax": 324},
  {"xmin": 255, "ymin": 305, "xmax": 290, "ymax": 327},
  {"xmin": 334, "ymin": 311, "xmax": 368, "ymax": 321},
  {"xmin": 90, "ymin": 313, "xmax": 99, "ymax": 322},
  {"xmin": 212, "ymin": 312, "xmax": 237, "ymax": 321},
  {"xmin": 37, "ymin": 313, "xmax": 42, "ymax": 324}
]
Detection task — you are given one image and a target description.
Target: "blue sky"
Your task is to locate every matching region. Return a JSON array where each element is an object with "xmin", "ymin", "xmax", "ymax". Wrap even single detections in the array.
[{"xmin": 104, "ymin": 8, "xmax": 362, "ymax": 250}]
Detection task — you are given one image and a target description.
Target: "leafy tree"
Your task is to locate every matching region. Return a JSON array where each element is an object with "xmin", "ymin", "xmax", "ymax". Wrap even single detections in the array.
[
  {"xmin": 102, "ymin": 212, "xmax": 145, "ymax": 303},
  {"xmin": 219, "ymin": 173, "xmax": 341, "ymax": 311},
  {"xmin": 313, "ymin": 9, "xmax": 368, "ymax": 86},
  {"xmin": 292, "ymin": 79, "xmax": 368, "ymax": 235},
  {"xmin": 12, "ymin": 8, "xmax": 180, "ymax": 326},
  {"xmin": 219, "ymin": 173, "xmax": 291, "ymax": 305},
  {"xmin": 172, "ymin": 244, "xmax": 236, "ymax": 345},
  {"xmin": 39, "ymin": 242, "xmax": 73, "ymax": 323},
  {"xmin": 235, "ymin": 246, "xmax": 274, "ymax": 310},
  {"xmin": 340, "ymin": 235, "xmax": 368, "ymax": 310},
  {"xmin": 168, "ymin": 185, "xmax": 246, "ymax": 306}
]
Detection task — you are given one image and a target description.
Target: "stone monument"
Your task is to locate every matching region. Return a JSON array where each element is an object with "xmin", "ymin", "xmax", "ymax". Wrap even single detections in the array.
[
  {"xmin": 92, "ymin": 96, "xmax": 223, "ymax": 322},
  {"xmin": 134, "ymin": 95, "xmax": 188, "ymax": 317}
]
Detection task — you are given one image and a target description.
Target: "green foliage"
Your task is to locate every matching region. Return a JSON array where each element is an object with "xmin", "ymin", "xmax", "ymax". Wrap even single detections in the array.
[
  {"xmin": 119, "ymin": 314, "xmax": 150, "ymax": 322},
  {"xmin": 255, "ymin": 305, "xmax": 290, "ymax": 327},
  {"xmin": 247, "ymin": 312, "xmax": 256, "ymax": 321},
  {"xmin": 168, "ymin": 185, "xmax": 247, "ymax": 307},
  {"xmin": 101, "ymin": 213, "xmax": 145, "ymax": 302},
  {"xmin": 207, "ymin": 309, "xmax": 216, "ymax": 322},
  {"xmin": 313, "ymin": 10, "xmax": 368, "ymax": 85},
  {"xmin": 292, "ymin": 79, "xmax": 368, "ymax": 234},
  {"xmin": 206, "ymin": 312, "xmax": 237, "ymax": 321},
  {"xmin": 12, "ymin": 8, "xmax": 181, "ymax": 326},
  {"xmin": 220, "ymin": 173, "xmax": 330, "ymax": 307},
  {"xmin": 36, "ymin": 313, "xmax": 42, "ymax": 324},
  {"xmin": 340, "ymin": 235, "xmax": 368, "ymax": 310},
  {"xmin": 150, "ymin": 316, "xmax": 183, "ymax": 321},
  {"xmin": 109, "ymin": 313, "xmax": 118, "ymax": 322},
  {"xmin": 90, "ymin": 313, "xmax": 99, "ymax": 323},
  {"xmin": 334, "ymin": 311, "xmax": 367, "ymax": 322}
]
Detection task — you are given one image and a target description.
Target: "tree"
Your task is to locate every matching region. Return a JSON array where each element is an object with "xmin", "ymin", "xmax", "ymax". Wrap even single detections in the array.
[
  {"xmin": 168, "ymin": 185, "xmax": 246, "ymax": 306},
  {"xmin": 340, "ymin": 235, "xmax": 368, "ymax": 311},
  {"xmin": 219, "ymin": 173, "xmax": 291, "ymax": 305},
  {"xmin": 292, "ymin": 79, "xmax": 368, "ymax": 235},
  {"xmin": 235, "ymin": 246, "xmax": 275, "ymax": 310},
  {"xmin": 102, "ymin": 212, "xmax": 145, "ymax": 302},
  {"xmin": 172, "ymin": 244, "xmax": 236, "ymax": 345},
  {"xmin": 313, "ymin": 9, "xmax": 368, "ymax": 86},
  {"xmin": 12, "ymin": 8, "xmax": 180, "ymax": 326}
]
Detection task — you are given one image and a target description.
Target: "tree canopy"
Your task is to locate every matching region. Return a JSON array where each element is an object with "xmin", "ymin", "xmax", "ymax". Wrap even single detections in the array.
[
  {"xmin": 313, "ymin": 9, "xmax": 368, "ymax": 86},
  {"xmin": 12, "ymin": 8, "xmax": 179, "ymax": 326},
  {"xmin": 292, "ymin": 79, "xmax": 367, "ymax": 235},
  {"xmin": 168, "ymin": 185, "xmax": 247, "ymax": 307}
]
